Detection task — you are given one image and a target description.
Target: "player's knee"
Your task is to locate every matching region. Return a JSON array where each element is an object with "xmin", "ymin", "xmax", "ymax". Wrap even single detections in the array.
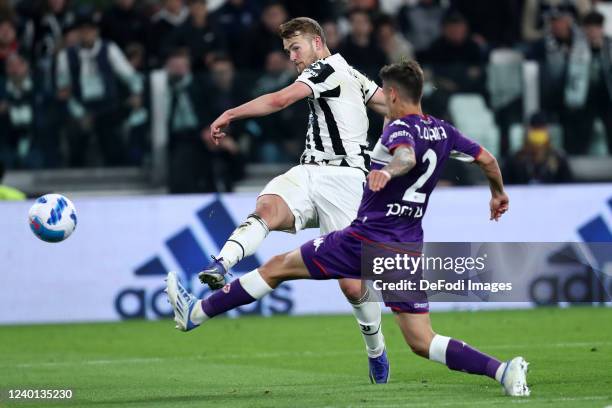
[
  {"xmin": 254, "ymin": 199, "xmax": 277, "ymax": 224},
  {"xmin": 338, "ymin": 279, "xmax": 364, "ymax": 302},
  {"xmin": 259, "ymin": 254, "xmax": 290, "ymax": 284},
  {"xmin": 256, "ymin": 197, "xmax": 290, "ymax": 231}
]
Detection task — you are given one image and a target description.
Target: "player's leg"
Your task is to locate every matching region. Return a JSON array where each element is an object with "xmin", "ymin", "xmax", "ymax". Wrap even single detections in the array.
[
  {"xmin": 313, "ymin": 165, "xmax": 388, "ymax": 382},
  {"xmin": 201, "ymin": 195, "xmax": 293, "ymax": 286},
  {"xmin": 339, "ymin": 279, "xmax": 386, "ymax": 359},
  {"xmin": 200, "ymin": 166, "xmax": 312, "ymax": 289},
  {"xmin": 339, "ymin": 278, "xmax": 388, "ymax": 382},
  {"xmin": 394, "ymin": 312, "xmax": 530, "ymax": 396},
  {"xmin": 168, "ymin": 248, "xmax": 310, "ymax": 330}
]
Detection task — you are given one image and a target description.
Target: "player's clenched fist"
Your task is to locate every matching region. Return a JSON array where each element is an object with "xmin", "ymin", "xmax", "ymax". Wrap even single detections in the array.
[
  {"xmin": 210, "ymin": 111, "xmax": 232, "ymax": 145},
  {"xmin": 368, "ymin": 169, "xmax": 391, "ymax": 192},
  {"xmin": 489, "ymin": 193, "xmax": 509, "ymax": 221}
]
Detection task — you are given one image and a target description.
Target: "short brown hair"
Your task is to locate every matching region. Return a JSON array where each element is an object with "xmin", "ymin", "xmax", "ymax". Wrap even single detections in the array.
[
  {"xmin": 582, "ymin": 11, "xmax": 605, "ymax": 26},
  {"xmin": 379, "ymin": 60, "xmax": 424, "ymax": 103},
  {"xmin": 279, "ymin": 17, "xmax": 326, "ymax": 44}
]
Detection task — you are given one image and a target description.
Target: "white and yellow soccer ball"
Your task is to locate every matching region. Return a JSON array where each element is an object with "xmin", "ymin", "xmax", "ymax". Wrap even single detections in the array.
[{"xmin": 28, "ymin": 194, "xmax": 77, "ymax": 243}]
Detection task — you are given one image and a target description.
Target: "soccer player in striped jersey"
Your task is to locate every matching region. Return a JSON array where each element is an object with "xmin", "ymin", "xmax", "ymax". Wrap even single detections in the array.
[
  {"xmin": 167, "ymin": 59, "xmax": 530, "ymax": 396},
  {"xmin": 199, "ymin": 17, "xmax": 391, "ymax": 382}
]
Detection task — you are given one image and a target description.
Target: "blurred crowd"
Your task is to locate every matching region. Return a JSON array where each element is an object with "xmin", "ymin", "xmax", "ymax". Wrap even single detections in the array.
[{"xmin": 0, "ymin": 0, "xmax": 611, "ymax": 192}]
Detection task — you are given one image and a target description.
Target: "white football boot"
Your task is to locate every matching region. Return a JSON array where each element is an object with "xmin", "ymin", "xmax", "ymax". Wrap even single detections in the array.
[
  {"xmin": 501, "ymin": 356, "xmax": 531, "ymax": 396},
  {"xmin": 165, "ymin": 271, "xmax": 200, "ymax": 332}
]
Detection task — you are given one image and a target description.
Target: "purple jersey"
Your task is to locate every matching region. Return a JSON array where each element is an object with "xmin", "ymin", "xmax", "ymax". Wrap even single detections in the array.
[{"xmin": 351, "ymin": 114, "xmax": 482, "ymax": 242}]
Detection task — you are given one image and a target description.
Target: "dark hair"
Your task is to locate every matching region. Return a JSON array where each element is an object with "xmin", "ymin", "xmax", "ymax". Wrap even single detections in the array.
[
  {"xmin": 347, "ymin": 8, "xmax": 371, "ymax": 20},
  {"xmin": 529, "ymin": 112, "xmax": 548, "ymax": 127},
  {"xmin": 379, "ymin": 60, "xmax": 424, "ymax": 103},
  {"xmin": 548, "ymin": 5, "xmax": 575, "ymax": 20},
  {"xmin": 263, "ymin": 0, "xmax": 285, "ymax": 10},
  {"xmin": 166, "ymin": 47, "xmax": 190, "ymax": 61},
  {"xmin": 0, "ymin": 161, "xmax": 4, "ymax": 181},
  {"xmin": 74, "ymin": 6, "xmax": 101, "ymax": 29},
  {"xmin": 279, "ymin": 17, "xmax": 326, "ymax": 45},
  {"xmin": 376, "ymin": 14, "xmax": 397, "ymax": 29},
  {"xmin": 210, "ymin": 53, "xmax": 233, "ymax": 65},
  {"xmin": 582, "ymin": 11, "xmax": 605, "ymax": 27},
  {"xmin": 442, "ymin": 11, "xmax": 466, "ymax": 26},
  {"xmin": 0, "ymin": 15, "xmax": 16, "ymax": 27}
]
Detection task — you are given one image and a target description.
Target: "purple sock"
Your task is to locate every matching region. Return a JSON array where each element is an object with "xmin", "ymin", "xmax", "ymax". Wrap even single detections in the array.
[
  {"xmin": 446, "ymin": 339, "xmax": 501, "ymax": 380},
  {"xmin": 201, "ymin": 279, "xmax": 256, "ymax": 318}
]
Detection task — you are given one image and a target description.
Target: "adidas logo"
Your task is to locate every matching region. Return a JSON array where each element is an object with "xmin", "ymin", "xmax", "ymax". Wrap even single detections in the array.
[
  {"xmin": 114, "ymin": 198, "xmax": 293, "ymax": 319},
  {"xmin": 576, "ymin": 196, "xmax": 612, "ymax": 268},
  {"xmin": 532, "ymin": 196, "xmax": 612, "ymax": 305},
  {"xmin": 134, "ymin": 199, "xmax": 260, "ymax": 285}
]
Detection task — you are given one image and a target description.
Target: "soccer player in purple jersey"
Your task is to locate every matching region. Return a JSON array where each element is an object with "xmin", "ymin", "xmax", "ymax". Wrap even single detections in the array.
[{"xmin": 166, "ymin": 60, "xmax": 530, "ymax": 396}]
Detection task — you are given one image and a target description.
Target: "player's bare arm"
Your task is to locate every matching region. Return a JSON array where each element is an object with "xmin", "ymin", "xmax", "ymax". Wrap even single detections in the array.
[
  {"xmin": 366, "ymin": 87, "xmax": 389, "ymax": 117},
  {"xmin": 209, "ymin": 82, "xmax": 312, "ymax": 144},
  {"xmin": 475, "ymin": 148, "xmax": 509, "ymax": 221},
  {"xmin": 368, "ymin": 145, "xmax": 416, "ymax": 192}
]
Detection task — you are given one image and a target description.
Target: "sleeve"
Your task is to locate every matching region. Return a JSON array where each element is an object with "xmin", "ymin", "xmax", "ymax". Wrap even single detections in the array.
[
  {"xmin": 449, "ymin": 126, "xmax": 483, "ymax": 162},
  {"xmin": 354, "ymin": 68, "xmax": 379, "ymax": 104},
  {"xmin": 295, "ymin": 61, "xmax": 339, "ymax": 99},
  {"xmin": 68, "ymin": 98, "xmax": 86, "ymax": 119},
  {"xmin": 108, "ymin": 42, "xmax": 143, "ymax": 95},
  {"xmin": 382, "ymin": 120, "xmax": 416, "ymax": 152},
  {"xmin": 55, "ymin": 50, "xmax": 71, "ymax": 89}
]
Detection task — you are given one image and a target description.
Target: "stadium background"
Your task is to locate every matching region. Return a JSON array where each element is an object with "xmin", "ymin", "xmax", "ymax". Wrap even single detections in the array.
[{"xmin": 1, "ymin": 0, "xmax": 611, "ymax": 407}]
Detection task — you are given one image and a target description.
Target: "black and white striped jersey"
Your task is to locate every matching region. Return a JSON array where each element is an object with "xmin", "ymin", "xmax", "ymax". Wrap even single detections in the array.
[{"xmin": 296, "ymin": 53, "xmax": 379, "ymax": 173}]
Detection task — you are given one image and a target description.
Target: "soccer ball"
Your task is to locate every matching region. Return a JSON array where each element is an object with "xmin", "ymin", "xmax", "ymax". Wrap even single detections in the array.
[{"xmin": 28, "ymin": 194, "xmax": 77, "ymax": 243}]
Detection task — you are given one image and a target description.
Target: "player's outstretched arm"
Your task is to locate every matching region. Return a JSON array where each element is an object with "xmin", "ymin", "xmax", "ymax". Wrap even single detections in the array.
[
  {"xmin": 209, "ymin": 82, "xmax": 312, "ymax": 144},
  {"xmin": 366, "ymin": 88, "xmax": 389, "ymax": 117},
  {"xmin": 368, "ymin": 145, "xmax": 416, "ymax": 192},
  {"xmin": 475, "ymin": 148, "xmax": 509, "ymax": 221}
]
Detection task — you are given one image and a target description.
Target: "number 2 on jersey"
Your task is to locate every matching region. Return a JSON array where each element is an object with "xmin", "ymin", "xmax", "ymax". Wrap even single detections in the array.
[{"xmin": 402, "ymin": 149, "xmax": 437, "ymax": 203}]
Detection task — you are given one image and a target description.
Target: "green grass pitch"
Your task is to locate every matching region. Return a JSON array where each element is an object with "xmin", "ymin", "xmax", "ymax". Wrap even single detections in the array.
[{"xmin": 1, "ymin": 307, "xmax": 611, "ymax": 407}]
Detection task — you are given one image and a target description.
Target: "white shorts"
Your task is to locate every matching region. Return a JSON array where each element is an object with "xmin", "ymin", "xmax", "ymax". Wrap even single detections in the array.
[{"xmin": 258, "ymin": 164, "xmax": 366, "ymax": 234}]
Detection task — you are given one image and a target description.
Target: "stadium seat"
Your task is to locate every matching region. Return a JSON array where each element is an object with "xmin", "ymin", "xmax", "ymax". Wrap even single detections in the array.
[
  {"xmin": 591, "ymin": 120, "xmax": 609, "ymax": 156},
  {"xmin": 596, "ymin": 2, "xmax": 612, "ymax": 36},
  {"xmin": 449, "ymin": 94, "xmax": 501, "ymax": 156},
  {"xmin": 487, "ymin": 49, "xmax": 524, "ymax": 111}
]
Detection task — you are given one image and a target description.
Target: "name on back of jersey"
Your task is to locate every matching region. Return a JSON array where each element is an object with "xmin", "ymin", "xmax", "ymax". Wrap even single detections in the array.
[
  {"xmin": 414, "ymin": 124, "xmax": 448, "ymax": 141},
  {"xmin": 388, "ymin": 119, "xmax": 448, "ymax": 143}
]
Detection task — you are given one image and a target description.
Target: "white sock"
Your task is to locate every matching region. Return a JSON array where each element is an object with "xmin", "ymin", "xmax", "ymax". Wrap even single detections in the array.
[
  {"xmin": 189, "ymin": 269, "xmax": 273, "ymax": 325},
  {"xmin": 239, "ymin": 269, "xmax": 274, "ymax": 298},
  {"xmin": 190, "ymin": 300, "xmax": 208, "ymax": 325},
  {"xmin": 495, "ymin": 362, "xmax": 507, "ymax": 383},
  {"xmin": 428, "ymin": 334, "xmax": 451, "ymax": 364},
  {"xmin": 350, "ymin": 289, "xmax": 385, "ymax": 358},
  {"xmin": 218, "ymin": 214, "xmax": 269, "ymax": 270}
]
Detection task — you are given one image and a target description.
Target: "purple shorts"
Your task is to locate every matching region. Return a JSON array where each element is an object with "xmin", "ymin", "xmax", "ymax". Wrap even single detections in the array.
[{"xmin": 300, "ymin": 227, "xmax": 429, "ymax": 314}]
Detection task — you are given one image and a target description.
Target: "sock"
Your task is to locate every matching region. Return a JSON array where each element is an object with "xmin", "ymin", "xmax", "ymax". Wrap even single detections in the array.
[
  {"xmin": 349, "ymin": 289, "xmax": 385, "ymax": 358},
  {"xmin": 428, "ymin": 334, "xmax": 502, "ymax": 381},
  {"xmin": 218, "ymin": 214, "xmax": 269, "ymax": 270},
  {"xmin": 495, "ymin": 362, "xmax": 507, "ymax": 383},
  {"xmin": 192, "ymin": 269, "xmax": 273, "ymax": 324}
]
